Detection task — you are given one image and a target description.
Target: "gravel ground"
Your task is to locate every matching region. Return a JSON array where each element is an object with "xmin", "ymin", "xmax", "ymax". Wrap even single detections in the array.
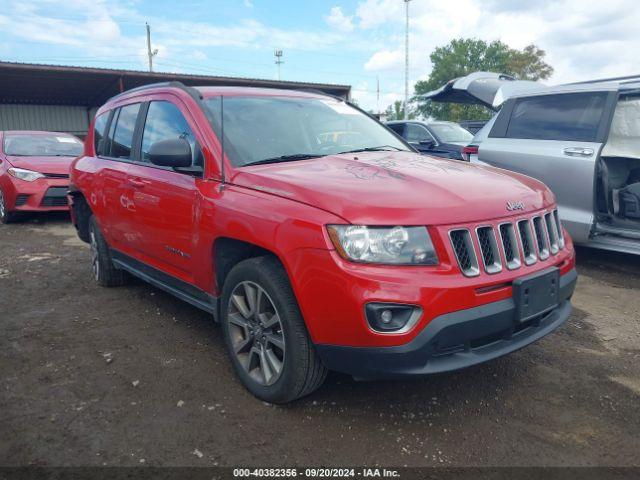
[{"xmin": 1, "ymin": 214, "xmax": 639, "ymax": 467}]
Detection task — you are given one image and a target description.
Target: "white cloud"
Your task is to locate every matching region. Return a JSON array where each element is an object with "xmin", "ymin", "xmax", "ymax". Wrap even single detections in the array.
[
  {"xmin": 324, "ymin": 6, "xmax": 354, "ymax": 32},
  {"xmin": 244, "ymin": 0, "xmax": 254, "ymax": 7},
  {"xmin": 364, "ymin": 49, "xmax": 403, "ymax": 71},
  {"xmin": 356, "ymin": 0, "xmax": 403, "ymax": 29}
]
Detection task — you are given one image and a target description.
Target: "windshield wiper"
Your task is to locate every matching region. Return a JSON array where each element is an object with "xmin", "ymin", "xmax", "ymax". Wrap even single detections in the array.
[
  {"xmin": 244, "ymin": 153, "xmax": 325, "ymax": 166},
  {"xmin": 337, "ymin": 145, "xmax": 406, "ymax": 154}
]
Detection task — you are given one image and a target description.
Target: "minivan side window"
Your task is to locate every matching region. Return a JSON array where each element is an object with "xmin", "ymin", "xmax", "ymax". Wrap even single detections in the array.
[
  {"xmin": 387, "ymin": 123, "xmax": 404, "ymax": 136},
  {"xmin": 108, "ymin": 103, "xmax": 141, "ymax": 160},
  {"xmin": 505, "ymin": 92, "xmax": 607, "ymax": 142},
  {"xmin": 141, "ymin": 101, "xmax": 203, "ymax": 168},
  {"xmin": 93, "ymin": 113, "xmax": 109, "ymax": 156}
]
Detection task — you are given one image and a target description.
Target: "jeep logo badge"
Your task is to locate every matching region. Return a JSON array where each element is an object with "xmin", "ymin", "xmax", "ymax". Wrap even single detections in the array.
[{"xmin": 506, "ymin": 201, "xmax": 525, "ymax": 211}]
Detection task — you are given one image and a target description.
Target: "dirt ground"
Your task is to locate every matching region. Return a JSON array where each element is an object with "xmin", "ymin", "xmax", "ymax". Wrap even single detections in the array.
[{"xmin": 1, "ymin": 213, "xmax": 639, "ymax": 467}]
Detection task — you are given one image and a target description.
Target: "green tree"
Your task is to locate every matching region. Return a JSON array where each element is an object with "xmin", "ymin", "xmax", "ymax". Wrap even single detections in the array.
[
  {"xmin": 383, "ymin": 100, "xmax": 416, "ymax": 121},
  {"xmin": 413, "ymin": 39, "xmax": 553, "ymax": 122}
]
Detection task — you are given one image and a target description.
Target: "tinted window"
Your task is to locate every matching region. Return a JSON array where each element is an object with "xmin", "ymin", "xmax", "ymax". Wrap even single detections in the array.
[
  {"xmin": 141, "ymin": 101, "xmax": 202, "ymax": 167},
  {"xmin": 387, "ymin": 123, "xmax": 404, "ymax": 135},
  {"xmin": 93, "ymin": 113, "xmax": 109, "ymax": 155},
  {"xmin": 506, "ymin": 92, "xmax": 607, "ymax": 142},
  {"xmin": 109, "ymin": 103, "xmax": 140, "ymax": 159},
  {"xmin": 3, "ymin": 133, "xmax": 83, "ymax": 157},
  {"xmin": 405, "ymin": 124, "xmax": 433, "ymax": 143}
]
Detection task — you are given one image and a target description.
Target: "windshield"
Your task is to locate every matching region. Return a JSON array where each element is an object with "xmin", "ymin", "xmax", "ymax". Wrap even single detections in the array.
[
  {"xmin": 429, "ymin": 123, "xmax": 474, "ymax": 143},
  {"xmin": 3, "ymin": 134, "xmax": 83, "ymax": 157},
  {"xmin": 203, "ymin": 95, "xmax": 410, "ymax": 166}
]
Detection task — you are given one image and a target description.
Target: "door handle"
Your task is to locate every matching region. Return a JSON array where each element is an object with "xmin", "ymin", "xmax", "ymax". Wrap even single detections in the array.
[
  {"xmin": 128, "ymin": 178, "xmax": 147, "ymax": 188},
  {"xmin": 563, "ymin": 147, "xmax": 594, "ymax": 157}
]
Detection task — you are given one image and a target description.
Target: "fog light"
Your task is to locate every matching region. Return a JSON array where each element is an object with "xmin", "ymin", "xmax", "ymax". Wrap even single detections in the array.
[
  {"xmin": 380, "ymin": 309, "xmax": 393, "ymax": 324},
  {"xmin": 365, "ymin": 303, "xmax": 422, "ymax": 333}
]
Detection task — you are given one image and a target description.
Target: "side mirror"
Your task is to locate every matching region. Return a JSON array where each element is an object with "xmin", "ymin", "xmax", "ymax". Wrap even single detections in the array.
[
  {"xmin": 419, "ymin": 139, "xmax": 435, "ymax": 149},
  {"xmin": 148, "ymin": 138, "xmax": 192, "ymax": 168}
]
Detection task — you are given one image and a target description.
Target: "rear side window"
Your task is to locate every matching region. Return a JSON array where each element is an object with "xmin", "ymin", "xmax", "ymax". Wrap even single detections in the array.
[
  {"xmin": 141, "ymin": 101, "xmax": 202, "ymax": 167},
  {"xmin": 505, "ymin": 92, "xmax": 607, "ymax": 142},
  {"xmin": 108, "ymin": 103, "xmax": 141, "ymax": 160},
  {"xmin": 93, "ymin": 113, "xmax": 109, "ymax": 155}
]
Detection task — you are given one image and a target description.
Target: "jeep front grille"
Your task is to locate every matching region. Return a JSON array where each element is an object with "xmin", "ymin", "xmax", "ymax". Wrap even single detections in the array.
[
  {"xmin": 532, "ymin": 216, "xmax": 550, "ymax": 260},
  {"xmin": 499, "ymin": 223, "xmax": 521, "ymax": 270},
  {"xmin": 476, "ymin": 226, "xmax": 502, "ymax": 274},
  {"xmin": 450, "ymin": 210, "xmax": 563, "ymax": 276},
  {"xmin": 449, "ymin": 229, "xmax": 480, "ymax": 277}
]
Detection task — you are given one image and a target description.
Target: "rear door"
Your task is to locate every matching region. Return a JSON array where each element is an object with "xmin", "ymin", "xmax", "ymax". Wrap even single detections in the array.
[
  {"xmin": 94, "ymin": 103, "xmax": 142, "ymax": 250},
  {"xmin": 479, "ymin": 90, "xmax": 617, "ymax": 243},
  {"xmin": 125, "ymin": 96, "xmax": 205, "ymax": 281}
]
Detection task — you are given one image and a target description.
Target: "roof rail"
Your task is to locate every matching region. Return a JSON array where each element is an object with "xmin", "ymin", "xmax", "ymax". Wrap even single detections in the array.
[
  {"xmin": 294, "ymin": 87, "xmax": 344, "ymax": 101},
  {"xmin": 566, "ymin": 74, "xmax": 640, "ymax": 86},
  {"xmin": 107, "ymin": 81, "xmax": 203, "ymax": 103}
]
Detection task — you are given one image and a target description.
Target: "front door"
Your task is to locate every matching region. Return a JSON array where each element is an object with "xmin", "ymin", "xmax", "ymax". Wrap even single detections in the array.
[{"xmin": 126, "ymin": 98, "xmax": 204, "ymax": 282}]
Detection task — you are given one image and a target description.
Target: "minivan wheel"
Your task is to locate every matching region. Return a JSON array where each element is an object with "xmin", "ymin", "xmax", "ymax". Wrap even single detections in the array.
[
  {"xmin": 89, "ymin": 216, "xmax": 128, "ymax": 287},
  {"xmin": 0, "ymin": 189, "xmax": 18, "ymax": 224},
  {"xmin": 221, "ymin": 256, "xmax": 328, "ymax": 403}
]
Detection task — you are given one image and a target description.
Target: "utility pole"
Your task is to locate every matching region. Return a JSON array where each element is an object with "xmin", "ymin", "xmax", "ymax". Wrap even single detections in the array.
[
  {"xmin": 376, "ymin": 75, "xmax": 380, "ymax": 115},
  {"xmin": 146, "ymin": 23, "xmax": 158, "ymax": 72},
  {"xmin": 404, "ymin": 0, "xmax": 411, "ymax": 120},
  {"xmin": 274, "ymin": 50, "xmax": 284, "ymax": 81}
]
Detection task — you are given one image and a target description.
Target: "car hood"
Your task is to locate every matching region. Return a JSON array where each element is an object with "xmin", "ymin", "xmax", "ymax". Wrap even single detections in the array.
[
  {"xmin": 5, "ymin": 155, "xmax": 75, "ymax": 175},
  {"xmin": 231, "ymin": 151, "xmax": 554, "ymax": 225}
]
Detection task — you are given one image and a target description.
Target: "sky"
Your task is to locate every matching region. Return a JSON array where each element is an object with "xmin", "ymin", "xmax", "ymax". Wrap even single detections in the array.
[{"xmin": 1, "ymin": 0, "xmax": 639, "ymax": 112}]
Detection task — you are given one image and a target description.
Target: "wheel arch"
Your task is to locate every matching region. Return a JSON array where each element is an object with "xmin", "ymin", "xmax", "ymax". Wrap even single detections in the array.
[{"xmin": 69, "ymin": 189, "xmax": 92, "ymax": 243}]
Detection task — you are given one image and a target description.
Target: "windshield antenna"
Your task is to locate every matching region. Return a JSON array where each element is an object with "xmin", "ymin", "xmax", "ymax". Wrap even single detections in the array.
[{"xmin": 220, "ymin": 94, "xmax": 226, "ymax": 190}]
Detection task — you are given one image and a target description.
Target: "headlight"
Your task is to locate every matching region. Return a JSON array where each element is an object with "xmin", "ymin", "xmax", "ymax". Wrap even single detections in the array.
[
  {"xmin": 327, "ymin": 225, "xmax": 439, "ymax": 265},
  {"xmin": 8, "ymin": 167, "xmax": 45, "ymax": 182}
]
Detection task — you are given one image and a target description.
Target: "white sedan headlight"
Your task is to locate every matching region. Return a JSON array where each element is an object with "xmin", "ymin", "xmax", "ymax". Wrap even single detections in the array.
[
  {"xmin": 327, "ymin": 225, "xmax": 439, "ymax": 265},
  {"xmin": 8, "ymin": 167, "xmax": 45, "ymax": 182}
]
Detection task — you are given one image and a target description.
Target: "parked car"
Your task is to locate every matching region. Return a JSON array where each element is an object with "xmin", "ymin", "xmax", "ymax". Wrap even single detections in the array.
[
  {"xmin": 458, "ymin": 120, "xmax": 488, "ymax": 134},
  {"xmin": 386, "ymin": 120, "xmax": 473, "ymax": 160},
  {"xmin": 69, "ymin": 82, "xmax": 577, "ymax": 403},
  {"xmin": 0, "ymin": 130, "xmax": 83, "ymax": 223},
  {"xmin": 425, "ymin": 72, "xmax": 640, "ymax": 255}
]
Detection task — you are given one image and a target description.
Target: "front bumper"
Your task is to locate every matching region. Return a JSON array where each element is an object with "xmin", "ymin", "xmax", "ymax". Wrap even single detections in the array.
[
  {"xmin": 316, "ymin": 268, "xmax": 577, "ymax": 379},
  {"xmin": 1, "ymin": 176, "xmax": 69, "ymax": 212}
]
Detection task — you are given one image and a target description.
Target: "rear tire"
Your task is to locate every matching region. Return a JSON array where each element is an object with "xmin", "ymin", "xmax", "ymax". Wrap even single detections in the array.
[
  {"xmin": 221, "ymin": 256, "xmax": 327, "ymax": 403},
  {"xmin": 0, "ymin": 188, "xmax": 18, "ymax": 224},
  {"xmin": 89, "ymin": 216, "xmax": 128, "ymax": 287}
]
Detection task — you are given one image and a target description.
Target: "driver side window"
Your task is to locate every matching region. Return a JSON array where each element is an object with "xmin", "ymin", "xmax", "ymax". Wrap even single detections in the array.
[
  {"xmin": 405, "ymin": 124, "xmax": 434, "ymax": 143},
  {"xmin": 141, "ymin": 101, "xmax": 203, "ymax": 168}
]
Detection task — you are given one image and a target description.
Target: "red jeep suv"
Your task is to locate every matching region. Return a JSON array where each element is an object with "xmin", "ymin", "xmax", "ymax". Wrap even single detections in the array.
[
  {"xmin": 0, "ymin": 131, "xmax": 83, "ymax": 223},
  {"xmin": 69, "ymin": 82, "xmax": 577, "ymax": 403}
]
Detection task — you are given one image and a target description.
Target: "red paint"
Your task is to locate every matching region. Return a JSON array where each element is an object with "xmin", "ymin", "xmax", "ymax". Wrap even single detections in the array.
[{"xmin": 70, "ymin": 85, "xmax": 576, "ymax": 348}]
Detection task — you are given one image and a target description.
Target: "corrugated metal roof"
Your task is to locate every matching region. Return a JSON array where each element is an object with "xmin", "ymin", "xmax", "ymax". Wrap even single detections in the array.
[{"xmin": 0, "ymin": 61, "xmax": 351, "ymax": 106}]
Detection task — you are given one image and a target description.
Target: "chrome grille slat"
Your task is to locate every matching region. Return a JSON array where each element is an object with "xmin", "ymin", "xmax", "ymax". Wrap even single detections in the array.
[
  {"xmin": 544, "ymin": 212, "xmax": 559, "ymax": 254},
  {"xmin": 517, "ymin": 219, "xmax": 537, "ymax": 266},
  {"xmin": 499, "ymin": 223, "xmax": 521, "ymax": 270},
  {"xmin": 476, "ymin": 226, "xmax": 502, "ymax": 274},
  {"xmin": 532, "ymin": 216, "xmax": 550, "ymax": 260},
  {"xmin": 449, "ymin": 229, "xmax": 480, "ymax": 277},
  {"xmin": 553, "ymin": 209, "xmax": 565, "ymax": 248}
]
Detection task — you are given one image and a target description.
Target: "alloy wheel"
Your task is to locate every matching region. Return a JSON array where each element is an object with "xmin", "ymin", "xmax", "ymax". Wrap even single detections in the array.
[
  {"xmin": 89, "ymin": 227, "xmax": 100, "ymax": 281},
  {"xmin": 0, "ymin": 190, "xmax": 6, "ymax": 219},
  {"xmin": 227, "ymin": 281, "xmax": 285, "ymax": 386}
]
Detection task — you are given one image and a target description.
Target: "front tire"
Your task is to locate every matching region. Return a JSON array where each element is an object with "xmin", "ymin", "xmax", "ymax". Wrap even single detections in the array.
[
  {"xmin": 89, "ymin": 216, "xmax": 128, "ymax": 287},
  {"xmin": 0, "ymin": 188, "xmax": 18, "ymax": 224},
  {"xmin": 221, "ymin": 256, "xmax": 327, "ymax": 403}
]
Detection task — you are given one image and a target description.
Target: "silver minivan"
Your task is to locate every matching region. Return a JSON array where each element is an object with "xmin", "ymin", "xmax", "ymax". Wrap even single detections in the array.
[{"xmin": 424, "ymin": 72, "xmax": 640, "ymax": 255}]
